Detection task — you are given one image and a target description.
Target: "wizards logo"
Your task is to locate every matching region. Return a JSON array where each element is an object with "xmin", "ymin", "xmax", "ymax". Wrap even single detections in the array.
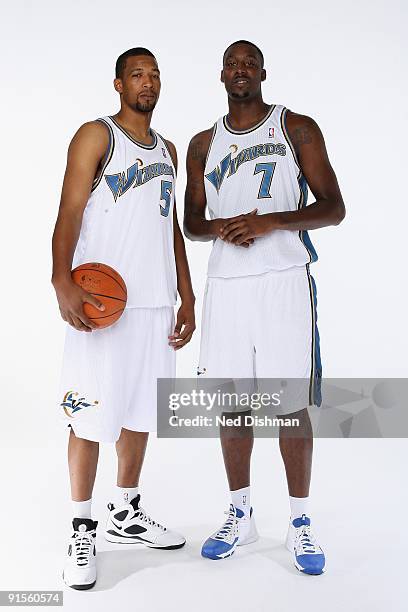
[
  {"xmin": 105, "ymin": 160, "xmax": 174, "ymax": 203},
  {"xmin": 205, "ymin": 142, "xmax": 286, "ymax": 193},
  {"xmin": 61, "ymin": 391, "xmax": 99, "ymax": 418}
]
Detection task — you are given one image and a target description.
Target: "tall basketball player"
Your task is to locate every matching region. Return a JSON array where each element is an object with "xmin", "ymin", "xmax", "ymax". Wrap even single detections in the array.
[
  {"xmin": 184, "ymin": 41, "xmax": 345, "ymax": 574},
  {"xmin": 52, "ymin": 48, "xmax": 195, "ymax": 590}
]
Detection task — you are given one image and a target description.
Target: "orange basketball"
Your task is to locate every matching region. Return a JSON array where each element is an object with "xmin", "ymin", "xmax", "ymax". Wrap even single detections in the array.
[{"xmin": 71, "ymin": 262, "xmax": 127, "ymax": 329}]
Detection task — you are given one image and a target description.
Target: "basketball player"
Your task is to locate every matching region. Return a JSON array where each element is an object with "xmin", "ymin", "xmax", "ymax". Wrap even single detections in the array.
[
  {"xmin": 52, "ymin": 48, "xmax": 195, "ymax": 590},
  {"xmin": 184, "ymin": 40, "xmax": 345, "ymax": 574}
]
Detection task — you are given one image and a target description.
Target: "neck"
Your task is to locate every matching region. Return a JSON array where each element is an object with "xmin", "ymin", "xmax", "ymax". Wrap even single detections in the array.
[
  {"xmin": 226, "ymin": 96, "xmax": 270, "ymax": 130},
  {"xmin": 114, "ymin": 105, "xmax": 153, "ymax": 139}
]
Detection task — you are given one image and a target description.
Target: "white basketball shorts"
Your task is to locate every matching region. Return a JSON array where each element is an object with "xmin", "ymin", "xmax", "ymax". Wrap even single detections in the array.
[
  {"xmin": 198, "ymin": 265, "xmax": 322, "ymax": 415},
  {"xmin": 58, "ymin": 307, "xmax": 175, "ymax": 442}
]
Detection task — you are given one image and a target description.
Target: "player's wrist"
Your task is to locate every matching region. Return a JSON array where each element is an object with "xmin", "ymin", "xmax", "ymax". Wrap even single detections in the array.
[
  {"xmin": 264, "ymin": 212, "xmax": 281, "ymax": 232},
  {"xmin": 209, "ymin": 218, "xmax": 223, "ymax": 238},
  {"xmin": 51, "ymin": 272, "xmax": 73, "ymax": 289},
  {"xmin": 180, "ymin": 293, "xmax": 196, "ymax": 307}
]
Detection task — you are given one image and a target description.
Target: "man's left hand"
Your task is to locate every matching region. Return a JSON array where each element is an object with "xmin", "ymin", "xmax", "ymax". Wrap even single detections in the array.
[
  {"xmin": 168, "ymin": 302, "xmax": 196, "ymax": 350},
  {"xmin": 221, "ymin": 209, "xmax": 276, "ymax": 245}
]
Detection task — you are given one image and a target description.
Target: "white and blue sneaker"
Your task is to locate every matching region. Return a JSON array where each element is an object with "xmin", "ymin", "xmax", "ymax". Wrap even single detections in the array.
[
  {"xmin": 286, "ymin": 514, "xmax": 325, "ymax": 575},
  {"xmin": 201, "ymin": 505, "xmax": 258, "ymax": 560}
]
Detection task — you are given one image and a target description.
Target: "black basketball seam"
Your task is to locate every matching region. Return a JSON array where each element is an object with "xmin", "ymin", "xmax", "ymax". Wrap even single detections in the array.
[
  {"xmin": 90, "ymin": 307, "xmax": 125, "ymax": 320},
  {"xmin": 73, "ymin": 267, "xmax": 127, "ymax": 294},
  {"xmin": 84, "ymin": 292, "xmax": 126, "ymax": 303}
]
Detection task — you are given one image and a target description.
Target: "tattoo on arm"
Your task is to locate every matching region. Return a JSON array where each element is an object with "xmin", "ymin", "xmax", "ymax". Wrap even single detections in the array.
[
  {"xmin": 191, "ymin": 139, "xmax": 203, "ymax": 161},
  {"xmin": 292, "ymin": 127, "xmax": 313, "ymax": 147}
]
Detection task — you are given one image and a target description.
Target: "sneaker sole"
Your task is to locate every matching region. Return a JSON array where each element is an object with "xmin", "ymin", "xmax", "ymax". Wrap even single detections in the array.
[
  {"xmin": 104, "ymin": 533, "xmax": 185, "ymax": 550},
  {"xmin": 62, "ymin": 572, "xmax": 96, "ymax": 590},
  {"xmin": 293, "ymin": 561, "xmax": 325, "ymax": 575},
  {"xmin": 201, "ymin": 547, "xmax": 237, "ymax": 560}
]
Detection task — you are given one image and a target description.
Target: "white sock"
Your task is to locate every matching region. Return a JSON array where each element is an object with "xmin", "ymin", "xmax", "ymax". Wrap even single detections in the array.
[
  {"xmin": 231, "ymin": 486, "xmax": 251, "ymax": 517},
  {"xmin": 115, "ymin": 485, "xmax": 139, "ymax": 507},
  {"xmin": 289, "ymin": 495, "xmax": 309, "ymax": 520},
  {"xmin": 72, "ymin": 498, "xmax": 92, "ymax": 519}
]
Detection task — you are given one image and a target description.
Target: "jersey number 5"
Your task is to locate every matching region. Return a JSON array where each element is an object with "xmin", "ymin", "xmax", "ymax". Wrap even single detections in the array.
[
  {"xmin": 254, "ymin": 162, "xmax": 276, "ymax": 199},
  {"xmin": 160, "ymin": 180, "xmax": 172, "ymax": 217}
]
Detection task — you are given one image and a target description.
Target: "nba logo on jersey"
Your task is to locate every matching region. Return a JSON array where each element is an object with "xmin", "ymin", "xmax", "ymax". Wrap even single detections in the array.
[{"xmin": 268, "ymin": 127, "xmax": 275, "ymax": 138}]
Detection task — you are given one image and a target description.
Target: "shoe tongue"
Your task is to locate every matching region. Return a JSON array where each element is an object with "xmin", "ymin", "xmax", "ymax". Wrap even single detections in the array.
[
  {"xmin": 228, "ymin": 504, "xmax": 244, "ymax": 519},
  {"xmin": 130, "ymin": 494, "xmax": 141, "ymax": 510},
  {"xmin": 73, "ymin": 517, "xmax": 97, "ymax": 532},
  {"xmin": 292, "ymin": 514, "xmax": 311, "ymax": 528}
]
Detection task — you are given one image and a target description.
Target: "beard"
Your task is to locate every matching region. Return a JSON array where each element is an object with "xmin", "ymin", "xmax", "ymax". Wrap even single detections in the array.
[
  {"xmin": 229, "ymin": 90, "xmax": 250, "ymax": 99},
  {"xmin": 132, "ymin": 99, "xmax": 157, "ymax": 113}
]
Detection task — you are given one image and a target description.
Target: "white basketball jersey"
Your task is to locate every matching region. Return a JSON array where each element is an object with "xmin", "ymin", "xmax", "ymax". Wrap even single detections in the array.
[
  {"xmin": 72, "ymin": 116, "xmax": 177, "ymax": 307},
  {"xmin": 204, "ymin": 104, "xmax": 318, "ymax": 278}
]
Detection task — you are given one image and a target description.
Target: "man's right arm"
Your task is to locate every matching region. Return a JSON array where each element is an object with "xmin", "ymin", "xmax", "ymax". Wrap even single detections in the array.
[
  {"xmin": 183, "ymin": 129, "xmax": 225, "ymax": 242},
  {"xmin": 51, "ymin": 121, "xmax": 109, "ymax": 331},
  {"xmin": 183, "ymin": 129, "xmax": 254, "ymax": 247}
]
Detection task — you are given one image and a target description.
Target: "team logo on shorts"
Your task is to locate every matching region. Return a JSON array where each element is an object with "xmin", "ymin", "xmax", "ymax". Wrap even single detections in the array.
[
  {"xmin": 197, "ymin": 367, "xmax": 207, "ymax": 376},
  {"xmin": 60, "ymin": 391, "xmax": 99, "ymax": 418}
]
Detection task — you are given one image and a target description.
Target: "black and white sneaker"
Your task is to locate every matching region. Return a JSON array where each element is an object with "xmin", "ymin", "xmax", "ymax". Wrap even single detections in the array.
[
  {"xmin": 63, "ymin": 518, "xmax": 98, "ymax": 590},
  {"xmin": 104, "ymin": 494, "xmax": 185, "ymax": 550}
]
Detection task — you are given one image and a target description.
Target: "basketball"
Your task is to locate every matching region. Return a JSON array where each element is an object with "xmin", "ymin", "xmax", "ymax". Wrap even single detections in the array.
[{"xmin": 71, "ymin": 262, "xmax": 127, "ymax": 328}]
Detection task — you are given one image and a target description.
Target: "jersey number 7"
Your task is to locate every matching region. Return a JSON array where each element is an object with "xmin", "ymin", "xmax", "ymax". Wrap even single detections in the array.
[{"xmin": 254, "ymin": 162, "xmax": 277, "ymax": 199}]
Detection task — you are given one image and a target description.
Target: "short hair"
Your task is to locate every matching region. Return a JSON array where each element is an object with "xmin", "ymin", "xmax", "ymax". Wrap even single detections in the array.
[
  {"xmin": 223, "ymin": 40, "xmax": 264, "ymax": 68},
  {"xmin": 115, "ymin": 47, "xmax": 156, "ymax": 79}
]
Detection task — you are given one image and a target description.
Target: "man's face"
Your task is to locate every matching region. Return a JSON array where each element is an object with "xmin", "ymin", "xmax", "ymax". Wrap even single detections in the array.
[
  {"xmin": 114, "ymin": 55, "xmax": 161, "ymax": 112},
  {"xmin": 221, "ymin": 44, "xmax": 265, "ymax": 100}
]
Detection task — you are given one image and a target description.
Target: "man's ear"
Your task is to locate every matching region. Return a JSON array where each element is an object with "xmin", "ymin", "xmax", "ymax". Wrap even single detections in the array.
[
  {"xmin": 261, "ymin": 69, "xmax": 266, "ymax": 82},
  {"xmin": 113, "ymin": 78, "xmax": 123, "ymax": 94},
  {"xmin": 220, "ymin": 69, "xmax": 225, "ymax": 83}
]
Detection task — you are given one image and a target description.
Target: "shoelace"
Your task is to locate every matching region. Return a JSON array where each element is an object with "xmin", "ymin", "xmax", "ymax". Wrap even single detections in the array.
[
  {"xmin": 214, "ymin": 509, "xmax": 237, "ymax": 541},
  {"xmin": 296, "ymin": 525, "xmax": 319, "ymax": 554},
  {"xmin": 134, "ymin": 507, "xmax": 166, "ymax": 531},
  {"xmin": 74, "ymin": 531, "xmax": 95, "ymax": 566}
]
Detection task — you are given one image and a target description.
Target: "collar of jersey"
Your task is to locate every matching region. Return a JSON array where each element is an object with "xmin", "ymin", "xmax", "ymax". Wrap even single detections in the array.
[
  {"xmin": 223, "ymin": 104, "xmax": 276, "ymax": 135},
  {"xmin": 109, "ymin": 116, "xmax": 158, "ymax": 149}
]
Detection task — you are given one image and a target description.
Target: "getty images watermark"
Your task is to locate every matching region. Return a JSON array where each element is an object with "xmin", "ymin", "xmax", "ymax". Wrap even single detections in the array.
[
  {"xmin": 168, "ymin": 389, "xmax": 300, "ymax": 428},
  {"xmin": 157, "ymin": 378, "xmax": 408, "ymax": 438}
]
